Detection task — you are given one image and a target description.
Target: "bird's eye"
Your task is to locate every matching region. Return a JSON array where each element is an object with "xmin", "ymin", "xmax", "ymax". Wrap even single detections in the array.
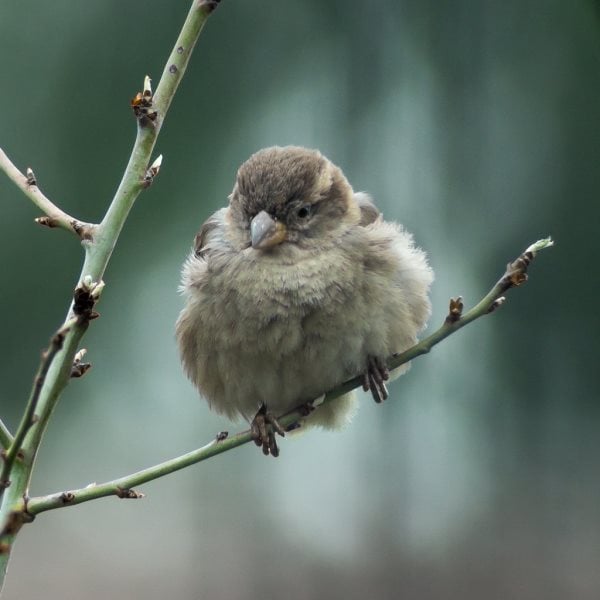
[{"xmin": 296, "ymin": 205, "xmax": 312, "ymax": 219}]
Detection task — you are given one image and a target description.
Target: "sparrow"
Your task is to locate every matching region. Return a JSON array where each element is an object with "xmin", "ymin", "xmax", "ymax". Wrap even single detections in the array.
[{"xmin": 176, "ymin": 146, "xmax": 433, "ymax": 457}]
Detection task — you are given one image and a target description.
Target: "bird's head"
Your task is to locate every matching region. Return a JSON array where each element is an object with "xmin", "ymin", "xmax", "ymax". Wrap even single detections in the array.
[{"xmin": 228, "ymin": 146, "xmax": 360, "ymax": 253}]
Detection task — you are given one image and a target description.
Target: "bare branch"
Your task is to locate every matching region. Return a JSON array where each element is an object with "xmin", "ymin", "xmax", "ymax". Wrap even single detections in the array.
[
  {"xmin": 25, "ymin": 238, "xmax": 553, "ymax": 516},
  {"xmin": 0, "ymin": 148, "xmax": 95, "ymax": 240},
  {"xmin": 0, "ymin": 422, "xmax": 12, "ymax": 451},
  {"xmin": 0, "ymin": 2, "xmax": 223, "ymax": 588},
  {"xmin": 0, "ymin": 318, "xmax": 78, "ymax": 498}
]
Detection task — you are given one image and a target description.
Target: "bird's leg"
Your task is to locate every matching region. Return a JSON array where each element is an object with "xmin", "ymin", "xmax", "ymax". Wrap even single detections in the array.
[
  {"xmin": 250, "ymin": 404, "xmax": 286, "ymax": 457},
  {"xmin": 361, "ymin": 355, "xmax": 390, "ymax": 403}
]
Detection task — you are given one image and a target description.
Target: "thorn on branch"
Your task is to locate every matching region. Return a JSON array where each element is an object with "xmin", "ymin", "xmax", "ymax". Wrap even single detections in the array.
[
  {"xmin": 131, "ymin": 75, "xmax": 157, "ymax": 125},
  {"xmin": 142, "ymin": 154, "xmax": 163, "ymax": 187},
  {"xmin": 25, "ymin": 167, "xmax": 37, "ymax": 186},
  {"xmin": 116, "ymin": 487, "xmax": 145, "ymax": 499}
]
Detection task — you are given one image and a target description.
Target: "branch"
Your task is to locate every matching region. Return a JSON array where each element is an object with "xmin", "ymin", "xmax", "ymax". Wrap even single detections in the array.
[
  {"xmin": 8, "ymin": 0, "xmax": 219, "ymax": 491},
  {"xmin": 0, "ymin": 318, "xmax": 79, "ymax": 497},
  {"xmin": 83, "ymin": 0, "xmax": 218, "ymax": 279},
  {"xmin": 0, "ymin": 422, "xmax": 12, "ymax": 452},
  {"xmin": 25, "ymin": 237, "xmax": 553, "ymax": 516},
  {"xmin": 1, "ymin": 1, "xmax": 222, "ymax": 587},
  {"xmin": 384, "ymin": 236, "xmax": 555, "ymax": 371},
  {"xmin": 0, "ymin": 148, "xmax": 95, "ymax": 240}
]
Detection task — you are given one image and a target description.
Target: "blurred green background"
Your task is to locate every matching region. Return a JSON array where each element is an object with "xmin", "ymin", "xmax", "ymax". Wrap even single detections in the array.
[{"xmin": 1, "ymin": 1, "xmax": 599, "ymax": 598}]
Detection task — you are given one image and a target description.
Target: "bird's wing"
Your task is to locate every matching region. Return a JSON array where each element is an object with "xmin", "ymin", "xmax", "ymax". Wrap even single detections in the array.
[
  {"xmin": 354, "ymin": 192, "xmax": 381, "ymax": 226},
  {"xmin": 194, "ymin": 208, "xmax": 227, "ymax": 258}
]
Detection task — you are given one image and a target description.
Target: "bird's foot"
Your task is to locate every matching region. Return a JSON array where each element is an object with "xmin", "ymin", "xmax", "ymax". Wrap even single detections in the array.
[
  {"xmin": 362, "ymin": 355, "xmax": 390, "ymax": 403},
  {"xmin": 250, "ymin": 404, "xmax": 286, "ymax": 457}
]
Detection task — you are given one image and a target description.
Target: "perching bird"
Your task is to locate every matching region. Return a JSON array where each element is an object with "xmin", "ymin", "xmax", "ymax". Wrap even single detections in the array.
[{"xmin": 176, "ymin": 146, "xmax": 433, "ymax": 456}]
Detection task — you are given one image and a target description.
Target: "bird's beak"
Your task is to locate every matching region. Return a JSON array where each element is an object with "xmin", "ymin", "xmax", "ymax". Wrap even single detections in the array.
[{"xmin": 250, "ymin": 210, "xmax": 287, "ymax": 249}]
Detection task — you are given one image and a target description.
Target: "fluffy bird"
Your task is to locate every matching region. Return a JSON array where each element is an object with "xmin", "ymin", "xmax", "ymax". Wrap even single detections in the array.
[{"xmin": 176, "ymin": 146, "xmax": 433, "ymax": 456}]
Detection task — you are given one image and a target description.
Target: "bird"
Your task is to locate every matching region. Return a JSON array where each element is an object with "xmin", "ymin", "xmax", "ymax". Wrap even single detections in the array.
[{"xmin": 176, "ymin": 146, "xmax": 434, "ymax": 457}]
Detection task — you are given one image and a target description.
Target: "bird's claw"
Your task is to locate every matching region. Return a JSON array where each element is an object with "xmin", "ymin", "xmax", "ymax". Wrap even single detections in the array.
[
  {"xmin": 362, "ymin": 355, "xmax": 390, "ymax": 403},
  {"xmin": 282, "ymin": 402, "xmax": 314, "ymax": 433},
  {"xmin": 250, "ymin": 404, "xmax": 285, "ymax": 457}
]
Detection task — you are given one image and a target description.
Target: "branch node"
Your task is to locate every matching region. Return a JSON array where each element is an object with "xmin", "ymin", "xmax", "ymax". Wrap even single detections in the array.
[
  {"xmin": 60, "ymin": 491, "xmax": 75, "ymax": 504},
  {"xmin": 198, "ymin": 0, "xmax": 222, "ymax": 14},
  {"xmin": 35, "ymin": 215, "xmax": 95, "ymax": 241},
  {"xmin": 487, "ymin": 296, "xmax": 506, "ymax": 314},
  {"xmin": 505, "ymin": 262, "xmax": 528, "ymax": 288},
  {"xmin": 35, "ymin": 216, "xmax": 59, "ymax": 229},
  {"xmin": 142, "ymin": 154, "xmax": 163, "ymax": 187},
  {"xmin": 73, "ymin": 278, "xmax": 105, "ymax": 320},
  {"xmin": 71, "ymin": 349, "xmax": 92, "ymax": 378},
  {"xmin": 502, "ymin": 236, "xmax": 554, "ymax": 291},
  {"xmin": 445, "ymin": 296, "xmax": 464, "ymax": 324},
  {"xmin": 116, "ymin": 487, "xmax": 145, "ymax": 499},
  {"xmin": 25, "ymin": 167, "xmax": 37, "ymax": 186},
  {"xmin": 131, "ymin": 75, "xmax": 158, "ymax": 125},
  {"xmin": 0, "ymin": 511, "xmax": 22, "ymax": 536},
  {"xmin": 71, "ymin": 220, "xmax": 95, "ymax": 241},
  {"xmin": 49, "ymin": 330, "xmax": 66, "ymax": 352},
  {"xmin": 20, "ymin": 495, "xmax": 36, "ymax": 523}
]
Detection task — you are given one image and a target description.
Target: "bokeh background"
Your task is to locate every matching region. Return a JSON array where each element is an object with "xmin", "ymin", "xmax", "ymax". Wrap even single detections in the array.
[{"xmin": 1, "ymin": 1, "xmax": 599, "ymax": 598}]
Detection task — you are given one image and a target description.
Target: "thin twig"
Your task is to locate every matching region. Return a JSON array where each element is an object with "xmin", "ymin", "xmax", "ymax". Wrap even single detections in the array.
[
  {"xmin": 25, "ymin": 238, "xmax": 553, "ymax": 516},
  {"xmin": 382, "ymin": 236, "xmax": 555, "ymax": 371},
  {"xmin": 0, "ymin": 148, "xmax": 95, "ymax": 240},
  {"xmin": 0, "ymin": 422, "xmax": 12, "ymax": 451},
  {"xmin": 0, "ymin": 318, "xmax": 78, "ymax": 498}
]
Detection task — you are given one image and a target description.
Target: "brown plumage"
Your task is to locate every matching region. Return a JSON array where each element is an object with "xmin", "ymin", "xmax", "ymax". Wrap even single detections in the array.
[{"xmin": 176, "ymin": 146, "xmax": 433, "ymax": 456}]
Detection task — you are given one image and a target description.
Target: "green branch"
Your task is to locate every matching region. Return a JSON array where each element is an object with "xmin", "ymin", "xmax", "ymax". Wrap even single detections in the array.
[
  {"xmin": 25, "ymin": 238, "xmax": 553, "ymax": 517},
  {"xmin": 0, "ymin": 0, "xmax": 221, "ymax": 591},
  {"xmin": 0, "ymin": 148, "xmax": 94, "ymax": 239},
  {"xmin": 0, "ymin": 318, "xmax": 79, "ymax": 498},
  {"xmin": 0, "ymin": 422, "xmax": 12, "ymax": 451}
]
